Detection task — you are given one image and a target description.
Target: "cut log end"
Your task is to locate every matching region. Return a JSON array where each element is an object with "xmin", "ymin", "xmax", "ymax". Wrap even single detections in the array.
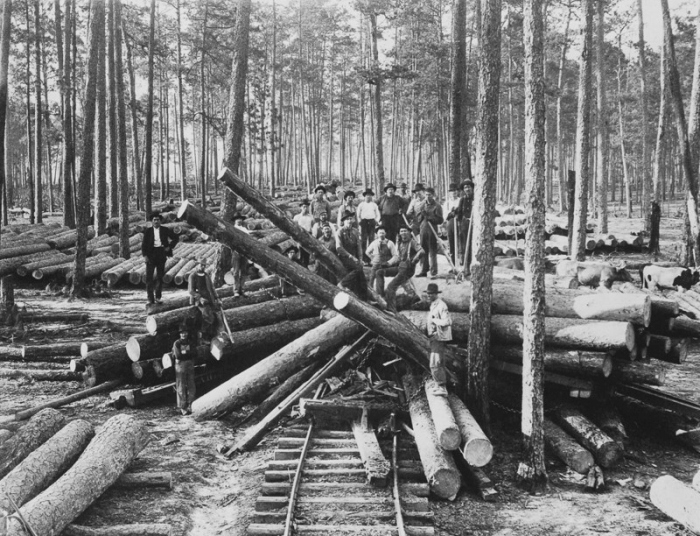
[
  {"xmin": 145, "ymin": 317, "xmax": 158, "ymax": 336},
  {"xmin": 625, "ymin": 323, "xmax": 636, "ymax": 352},
  {"xmin": 430, "ymin": 468, "xmax": 461, "ymax": 501},
  {"xmin": 126, "ymin": 337, "xmax": 141, "ymax": 362},
  {"xmin": 162, "ymin": 353, "xmax": 173, "ymax": 370},
  {"xmin": 333, "ymin": 291, "xmax": 350, "ymax": 310},
  {"xmin": 463, "ymin": 438, "xmax": 494, "ymax": 468}
]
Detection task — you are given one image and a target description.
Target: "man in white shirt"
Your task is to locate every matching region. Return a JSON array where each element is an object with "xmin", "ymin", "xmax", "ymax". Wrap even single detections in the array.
[
  {"xmin": 293, "ymin": 200, "xmax": 314, "ymax": 266},
  {"xmin": 365, "ymin": 226, "xmax": 399, "ymax": 296},
  {"xmin": 357, "ymin": 189, "xmax": 381, "ymax": 265},
  {"xmin": 426, "ymin": 282, "xmax": 452, "ymax": 396}
]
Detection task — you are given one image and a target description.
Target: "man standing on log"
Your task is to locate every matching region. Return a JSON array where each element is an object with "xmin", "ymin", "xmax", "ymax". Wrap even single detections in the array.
[
  {"xmin": 457, "ymin": 179, "xmax": 474, "ymax": 270},
  {"xmin": 309, "ymin": 185, "xmax": 331, "ymax": 222},
  {"xmin": 188, "ymin": 257, "xmax": 223, "ymax": 341},
  {"xmin": 444, "ymin": 183, "xmax": 462, "ymax": 270},
  {"xmin": 142, "ymin": 212, "xmax": 176, "ymax": 305},
  {"xmin": 366, "ymin": 226, "xmax": 399, "ymax": 296},
  {"xmin": 357, "ymin": 189, "xmax": 381, "ymax": 265},
  {"xmin": 385, "ymin": 224, "xmax": 424, "ymax": 311},
  {"xmin": 293, "ymin": 200, "xmax": 314, "ymax": 267},
  {"xmin": 411, "ymin": 187, "xmax": 443, "ymax": 278},
  {"xmin": 314, "ymin": 222, "xmax": 338, "ymax": 284},
  {"xmin": 378, "ymin": 183, "xmax": 404, "ymax": 243},
  {"xmin": 337, "ymin": 212, "xmax": 363, "ymax": 263},
  {"xmin": 229, "ymin": 213, "xmax": 250, "ymax": 296},
  {"xmin": 426, "ymin": 282, "xmax": 452, "ymax": 396},
  {"xmin": 337, "ymin": 190, "xmax": 357, "ymax": 228},
  {"xmin": 405, "ymin": 183, "xmax": 426, "ymax": 236},
  {"xmin": 172, "ymin": 322, "xmax": 197, "ymax": 415}
]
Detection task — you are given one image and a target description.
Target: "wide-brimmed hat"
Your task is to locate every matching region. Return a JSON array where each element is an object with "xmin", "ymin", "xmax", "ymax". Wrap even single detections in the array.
[
  {"xmin": 341, "ymin": 211, "xmax": 355, "ymax": 221},
  {"xmin": 384, "ymin": 183, "xmax": 397, "ymax": 192},
  {"xmin": 363, "ymin": 189, "xmax": 375, "ymax": 197},
  {"xmin": 426, "ymin": 283, "xmax": 442, "ymax": 294},
  {"xmin": 399, "ymin": 182, "xmax": 408, "ymax": 189},
  {"xmin": 461, "ymin": 179, "xmax": 474, "ymax": 188},
  {"xmin": 425, "ymin": 187, "xmax": 435, "ymax": 194},
  {"xmin": 283, "ymin": 244, "xmax": 299, "ymax": 255},
  {"xmin": 314, "ymin": 185, "xmax": 327, "ymax": 194},
  {"xmin": 448, "ymin": 183, "xmax": 460, "ymax": 192},
  {"xmin": 412, "ymin": 183, "xmax": 425, "ymax": 193},
  {"xmin": 344, "ymin": 190, "xmax": 356, "ymax": 200}
]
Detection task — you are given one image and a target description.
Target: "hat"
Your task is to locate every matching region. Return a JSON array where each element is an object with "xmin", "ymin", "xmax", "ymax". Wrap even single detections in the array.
[
  {"xmin": 461, "ymin": 179, "xmax": 474, "ymax": 188},
  {"xmin": 412, "ymin": 183, "xmax": 425, "ymax": 193},
  {"xmin": 178, "ymin": 321, "xmax": 190, "ymax": 333},
  {"xmin": 448, "ymin": 183, "xmax": 459, "ymax": 192},
  {"xmin": 233, "ymin": 213, "xmax": 246, "ymax": 221},
  {"xmin": 425, "ymin": 187, "xmax": 435, "ymax": 194},
  {"xmin": 344, "ymin": 190, "xmax": 356, "ymax": 199},
  {"xmin": 150, "ymin": 211, "xmax": 162, "ymax": 220},
  {"xmin": 362, "ymin": 189, "xmax": 375, "ymax": 197},
  {"xmin": 399, "ymin": 182, "xmax": 408, "ymax": 189},
  {"xmin": 300, "ymin": 199, "xmax": 310, "ymax": 206},
  {"xmin": 314, "ymin": 185, "xmax": 327, "ymax": 194},
  {"xmin": 426, "ymin": 283, "xmax": 442, "ymax": 294},
  {"xmin": 384, "ymin": 183, "xmax": 396, "ymax": 192},
  {"xmin": 283, "ymin": 244, "xmax": 299, "ymax": 255},
  {"xmin": 319, "ymin": 210, "xmax": 329, "ymax": 218},
  {"xmin": 341, "ymin": 211, "xmax": 355, "ymax": 221}
]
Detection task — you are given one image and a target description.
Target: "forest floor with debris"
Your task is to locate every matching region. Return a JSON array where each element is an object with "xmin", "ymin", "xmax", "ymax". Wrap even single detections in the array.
[{"xmin": 2, "ymin": 204, "xmax": 700, "ymax": 536}]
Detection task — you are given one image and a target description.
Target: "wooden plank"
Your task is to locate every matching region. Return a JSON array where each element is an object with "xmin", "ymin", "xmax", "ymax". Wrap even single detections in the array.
[
  {"xmin": 247, "ymin": 524, "xmax": 435, "ymax": 536},
  {"xmin": 267, "ymin": 459, "xmax": 363, "ymax": 470},
  {"xmin": 352, "ymin": 410, "xmax": 391, "ymax": 487},
  {"xmin": 260, "ymin": 481, "xmax": 430, "ymax": 497},
  {"xmin": 274, "ymin": 448, "xmax": 360, "ymax": 460},
  {"xmin": 264, "ymin": 469, "xmax": 367, "ymax": 482}
]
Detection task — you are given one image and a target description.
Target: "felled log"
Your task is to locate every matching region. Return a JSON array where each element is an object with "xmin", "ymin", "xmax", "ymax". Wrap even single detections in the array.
[
  {"xmin": 401, "ymin": 373, "xmax": 461, "ymax": 500},
  {"xmin": 4, "ymin": 415, "xmax": 150, "ymax": 536},
  {"xmin": 0, "ymin": 368, "xmax": 81, "ymax": 382},
  {"xmin": 595, "ymin": 408, "xmax": 628, "ymax": 448},
  {"xmin": 16, "ymin": 252, "xmax": 72, "ymax": 277},
  {"xmin": 0, "ymin": 409, "xmax": 66, "ymax": 479},
  {"xmin": 490, "ymin": 359, "xmax": 595, "ymax": 394},
  {"xmin": 669, "ymin": 315, "xmax": 700, "ymax": 337},
  {"xmin": 611, "ymin": 359, "xmax": 666, "ymax": 386},
  {"xmin": 131, "ymin": 359, "xmax": 161, "ymax": 384},
  {"xmin": 81, "ymin": 344, "xmax": 132, "ymax": 387},
  {"xmin": 645, "ymin": 334, "xmax": 688, "ymax": 364},
  {"xmin": 0, "ymin": 346, "xmax": 24, "ymax": 361},
  {"xmin": 493, "ymin": 346, "xmax": 612, "ymax": 379},
  {"xmin": 448, "ymin": 394, "xmax": 493, "ymax": 467},
  {"xmin": 424, "ymin": 378, "xmax": 461, "ymax": 450},
  {"xmin": 21, "ymin": 311, "xmax": 89, "ymax": 323},
  {"xmin": 80, "ymin": 341, "xmax": 114, "ymax": 358},
  {"xmin": 226, "ymin": 332, "xmax": 372, "ymax": 453},
  {"xmin": 0, "ymin": 241, "xmax": 51, "ymax": 261},
  {"xmin": 543, "ymin": 418, "xmax": 594, "ymax": 474},
  {"xmin": 192, "ymin": 315, "xmax": 363, "ymax": 420},
  {"xmin": 649, "ymin": 475, "xmax": 700, "ymax": 534},
  {"xmin": 209, "ymin": 318, "xmax": 324, "ymax": 361},
  {"xmin": 554, "ymin": 406, "xmax": 623, "ymax": 468},
  {"xmin": 126, "ymin": 332, "xmax": 179, "ymax": 362},
  {"xmin": 63, "ymin": 524, "xmax": 173, "ymax": 536},
  {"xmin": 11, "ymin": 380, "xmax": 123, "ymax": 421},
  {"xmin": 1, "ymin": 251, "xmax": 60, "ymax": 277},
  {"xmin": 246, "ymin": 363, "xmax": 319, "ymax": 424},
  {"xmin": 0, "ymin": 419, "xmax": 94, "ymax": 514},
  {"xmin": 615, "ymin": 282, "xmax": 679, "ymax": 317},
  {"xmin": 178, "ymin": 201, "xmax": 444, "ymax": 375},
  {"xmin": 113, "ymin": 472, "xmax": 173, "ymax": 490},
  {"xmin": 21, "ymin": 342, "xmax": 85, "ymax": 361}
]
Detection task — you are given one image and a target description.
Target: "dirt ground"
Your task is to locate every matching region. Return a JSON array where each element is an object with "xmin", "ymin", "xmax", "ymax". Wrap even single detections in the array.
[{"xmin": 1, "ymin": 204, "xmax": 700, "ymax": 536}]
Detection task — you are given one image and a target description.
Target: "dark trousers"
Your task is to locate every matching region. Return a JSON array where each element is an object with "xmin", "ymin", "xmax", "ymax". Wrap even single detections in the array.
[
  {"xmin": 145, "ymin": 248, "xmax": 167, "ymax": 301},
  {"xmin": 385, "ymin": 262, "xmax": 416, "ymax": 310},
  {"xmin": 175, "ymin": 359, "xmax": 196, "ymax": 411},
  {"xmin": 299, "ymin": 247, "xmax": 310, "ymax": 267},
  {"xmin": 359, "ymin": 219, "xmax": 376, "ymax": 264},
  {"xmin": 420, "ymin": 223, "xmax": 438, "ymax": 276},
  {"xmin": 446, "ymin": 218, "xmax": 458, "ymax": 266},
  {"xmin": 382, "ymin": 214, "xmax": 402, "ymax": 243},
  {"xmin": 231, "ymin": 251, "xmax": 247, "ymax": 292},
  {"xmin": 460, "ymin": 218, "xmax": 472, "ymax": 268}
]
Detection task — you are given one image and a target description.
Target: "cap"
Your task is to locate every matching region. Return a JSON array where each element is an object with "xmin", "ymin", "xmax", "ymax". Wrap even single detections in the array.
[
  {"xmin": 150, "ymin": 211, "xmax": 162, "ymax": 220},
  {"xmin": 425, "ymin": 187, "xmax": 435, "ymax": 194},
  {"xmin": 341, "ymin": 211, "xmax": 355, "ymax": 221},
  {"xmin": 412, "ymin": 183, "xmax": 425, "ymax": 193},
  {"xmin": 461, "ymin": 179, "xmax": 474, "ymax": 188}
]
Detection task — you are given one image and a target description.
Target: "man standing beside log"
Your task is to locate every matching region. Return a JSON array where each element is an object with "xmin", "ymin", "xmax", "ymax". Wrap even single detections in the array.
[
  {"xmin": 357, "ymin": 189, "xmax": 381, "ymax": 265},
  {"xmin": 366, "ymin": 226, "xmax": 399, "ymax": 297},
  {"xmin": 378, "ymin": 183, "xmax": 404, "ymax": 243},
  {"xmin": 385, "ymin": 224, "xmax": 424, "ymax": 311},
  {"xmin": 188, "ymin": 257, "xmax": 223, "ymax": 341},
  {"xmin": 426, "ymin": 282, "xmax": 452, "ymax": 396},
  {"xmin": 337, "ymin": 212, "xmax": 363, "ymax": 263},
  {"xmin": 172, "ymin": 323, "xmax": 197, "ymax": 415},
  {"xmin": 293, "ymin": 201, "xmax": 314, "ymax": 267},
  {"xmin": 314, "ymin": 222, "xmax": 338, "ymax": 285},
  {"xmin": 311, "ymin": 210, "xmax": 334, "ymax": 239},
  {"xmin": 411, "ymin": 187, "xmax": 443, "ymax": 278},
  {"xmin": 444, "ymin": 183, "xmax": 462, "ymax": 269},
  {"xmin": 457, "ymin": 179, "xmax": 474, "ymax": 270},
  {"xmin": 229, "ymin": 213, "xmax": 250, "ymax": 296},
  {"xmin": 406, "ymin": 183, "xmax": 426, "ymax": 236},
  {"xmin": 142, "ymin": 212, "xmax": 176, "ymax": 305}
]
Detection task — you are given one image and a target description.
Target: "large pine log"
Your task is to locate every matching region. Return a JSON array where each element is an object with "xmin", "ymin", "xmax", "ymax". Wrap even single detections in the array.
[
  {"xmin": 126, "ymin": 332, "xmax": 179, "ymax": 362},
  {"xmin": 178, "ymin": 201, "xmax": 446, "ymax": 374},
  {"xmin": 245, "ymin": 363, "xmax": 319, "ymax": 424},
  {"xmin": 21, "ymin": 342, "xmax": 85, "ymax": 360},
  {"xmin": 543, "ymin": 418, "xmax": 594, "ymax": 474},
  {"xmin": 63, "ymin": 524, "xmax": 173, "ymax": 536},
  {"xmin": 424, "ymin": 378, "xmax": 461, "ymax": 450},
  {"xmin": 0, "ymin": 251, "xmax": 60, "ymax": 278},
  {"xmin": 192, "ymin": 315, "xmax": 364, "ymax": 420},
  {"xmin": 0, "ymin": 409, "xmax": 66, "ymax": 479},
  {"xmin": 494, "ymin": 346, "xmax": 612, "ymax": 379},
  {"xmin": 669, "ymin": 315, "xmax": 700, "ymax": 337},
  {"xmin": 402, "ymin": 310, "xmax": 634, "ymax": 352},
  {"xmin": 649, "ymin": 475, "xmax": 700, "ymax": 534},
  {"xmin": 80, "ymin": 341, "xmax": 115, "ymax": 358},
  {"xmin": 4, "ymin": 415, "xmax": 150, "ymax": 536},
  {"xmin": 81, "ymin": 343, "xmax": 133, "ymax": 387},
  {"xmin": 113, "ymin": 472, "xmax": 172, "ymax": 490},
  {"xmin": 209, "ymin": 318, "xmax": 323, "ymax": 361},
  {"xmin": 554, "ymin": 406, "xmax": 623, "ymax": 468},
  {"xmin": 447, "ymin": 394, "xmax": 493, "ymax": 467},
  {"xmin": 401, "ymin": 373, "xmax": 461, "ymax": 500},
  {"xmin": 0, "ymin": 368, "xmax": 81, "ymax": 382},
  {"xmin": 411, "ymin": 279, "xmax": 651, "ymax": 326},
  {"xmin": 0, "ymin": 420, "xmax": 94, "ymax": 514},
  {"xmin": 22, "ymin": 311, "xmax": 89, "ymax": 323},
  {"xmin": 611, "ymin": 359, "xmax": 666, "ymax": 386}
]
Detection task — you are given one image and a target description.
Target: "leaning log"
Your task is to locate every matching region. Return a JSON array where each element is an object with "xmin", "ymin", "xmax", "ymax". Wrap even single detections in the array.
[
  {"xmin": 178, "ymin": 201, "xmax": 447, "ymax": 374},
  {"xmin": 543, "ymin": 418, "xmax": 594, "ymax": 474},
  {"xmin": 493, "ymin": 346, "xmax": 612, "ymax": 379},
  {"xmin": 649, "ymin": 475, "xmax": 700, "ymax": 534},
  {"xmin": 0, "ymin": 409, "xmax": 66, "ymax": 479},
  {"xmin": 447, "ymin": 394, "xmax": 493, "ymax": 467},
  {"xmin": 554, "ymin": 406, "xmax": 623, "ymax": 468},
  {"xmin": 192, "ymin": 315, "xmax": 363, "ymax": 420},
  {"xmin": 63, "ymin": 524, "xmax": 173, "ymax": 536},
  {"xmin": 0, "ymin": 420, "xmax": 94, "ymax": 514},
  {"xmin": 4, "ymin": 415, "xmax": 150, "ymax": 536},
  {"xmin": 424, "ymin": 378, "xmax": 461, "ymax": 450},
  {"xmin": 401, "ymin": 373, "xmax": 461, "ymax": 500}
]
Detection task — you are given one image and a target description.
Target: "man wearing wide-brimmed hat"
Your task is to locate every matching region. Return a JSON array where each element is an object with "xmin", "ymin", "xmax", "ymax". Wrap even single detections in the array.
[
  {"xmin": 425, "ymin": 282, "xmax": 452, "ymax": 396},
  {"xmin": 405, "ymin": 183, "xmax": 426, "ymax": 236},
  {"xmin": 411, "ymin": 186, "xmax": 443, "ymax": 278},
  {"xmin": 293, "ymin": 200, "xmax": 314, "ymax": 267},
  {"xmin": 377, "ymin": 182, "xmax": 405, "ymax": 243},
  {"xmin": 336, "ymin": 190, "xmax": 358, "ymax": 228},
  {"xmin": 337, "ymin": 211, "xmax": 363, "ymax": 263},
  {"xmin": 356, "ymin": 188, "xmax": 381, "ymax": 265},
  {"xmin": 310, "ymin": 184, "xmax": 331, "ymax": 222},
  {"xmin": 188, "ymin": 256, "xmax": 223, "ymax": 341},
  {"xmin": 142, "ymin": 211, "xmax": 177, "ymax": 305}
]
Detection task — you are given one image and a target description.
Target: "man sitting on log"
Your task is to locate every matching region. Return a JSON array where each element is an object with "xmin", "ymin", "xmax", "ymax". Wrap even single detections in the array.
[
  {"xmin": 385, "ymin": 224, "xmax": 424, "ymax": 311},
  {"xmin": 172, "ymin": 322, "xmax": 197, "ymax": 415},
  {"xmin": 337, "ymin": 211, "xmax": 363, "ymax": 263},
  {"xmin": 365, "ymin": 226, "xmax": 399, "ymax": 297},
  {"xmin": 426, "ymin": 282, "xmax": 452, "ymax": 396},
  {"xmin": 142, "ymin": 212, "xmax": 176, "ymax": 305},
  {"xmin": 229, "ymin": 213, "xmax": 251, "ymax": 296},
  {"xmin": 292, "ymin": 200, "xmax": 314, "ymax": 267},
  {"xmin": 188, "ymin": 257, "xmax": 224, "ymax": 342}
]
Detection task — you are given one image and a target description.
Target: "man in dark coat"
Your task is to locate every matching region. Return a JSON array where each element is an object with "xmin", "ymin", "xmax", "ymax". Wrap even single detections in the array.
[{"xmin": 142, "ymin": 212, "xmax": 177, "ymax": 304}]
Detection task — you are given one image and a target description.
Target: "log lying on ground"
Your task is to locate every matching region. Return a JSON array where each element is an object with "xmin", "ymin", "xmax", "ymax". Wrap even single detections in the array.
[
  {"xmin": 11, "ymin": 379, "xmax": 124, "ymax": 422},
  {"xmin": 179, "ymin": 201, "xmax": 447, "ymax": 375},
  {"xmin": 22, "ymin": 311, "xmax": 89, "ymax": 323},
  {"xmin": 192, "ymin": 315, "xmax": 364, "ymax": 420},
  {"xmin": 554, "ymin": 406, "xmax": 623, "ymax": 468},
  {"xmin": 112, "ymin": 471, "xmax": 173, "ymax": 490},
  {"xmin": 80, "ymin": 341, "xmax": 115, "ymax": 358},
  {"xmin": 245, "ymin": 363, "xmax": 319, "ymax": 424},
  {"xmin": 0, "ymin": 420, "xmax": 94, "ymax": 514},
  {"xmin": 81, "ymin": 344, "xmax": 134, "ymax": 387},
  {"xmin": 21, "ymin": 342, "xmax": 85, "ymax": 361},
  {"xmin": 424, "ymin": 378, "xmax": 461, "ymax": 450},
  {"xmin": 649, "ymin": 475, "xmax": 700, "ymax": 534},
  {"xmin": 4, "ymin": 414, "xmax": 150, "ymax": 536},
  {"xmin": 16, "ymin": 252, "xmax": 72, "ymax": 276},
  {"xmin": 645, "ymin": 334, "xmax": 688, "ymax": 364},
  {"xmin": 611, "ymin": 359, "xmax": 666, "ymax": 386},
  {"xmin": 448, "ymin": 394, "xmax": 493, "ymax": 467},
  {"xmin": 0, "ymin": 368, "xmax": 81, "ymax": 381},
  {"xmin": 0, "ymin": 250, "xmax": 61, "ymax": 277},
  {"xmin": 0, "ymin": 346, "xmax": 24, "ymax": 361},
  {"xmin": 0, "ymin": 409, "xmax": 66, "ymax": 479},
  {"xmin": 401, "ymin": 373, "xmax": 461, "ymax": 500},
  {"xmin": 543, "ymin": 418, "xmax": 594, "ymax": 474},
  {"xmin": 63, "ymin": 524, "xmax": 173, "ymax": 536},
  {"xmin": 126, "ymin": 332, "xmax": 179, "ymax": 362},
  {"xmin": 669, "ymin": 315, "xmax": 700, "ymax": 337},
  {"xmin": 494, "ymin": 346, "xmax": 612, "ymax": 379},
  {"xmin": 595, "ymin": 408, "xmax": 628, "ymax": 448},
  {"xmin": 490, "ymin": 359, "xmax": 595, "ymax": 395}
]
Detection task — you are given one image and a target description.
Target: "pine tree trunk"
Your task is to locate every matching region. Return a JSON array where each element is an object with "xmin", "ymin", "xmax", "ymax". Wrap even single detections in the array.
[
  {"xmin": 518, "ymin": 0, "xmax": 547, "ymax": 493},
  {"xmin": 62, "ymin": 0, "xmax": 75, "ymax": 228},
  {"xmin": 113, "ymin": 0, "xmax": 130, "ymax": 259},
  {"xmin": 687, "ymin": 4, "xmax": 700, "ymax": 182},
  {"xmin": 617, "ymin": 35, "xmax": 632, "ymax": 219},
  {"xmin": 199, "ymin": 1, "xmax": 208, "ymax": 207},
  {"xmin": 107, "ymin": 0, "xmax": 118, "ymax": 218},
  {"xmin": 0, "ymin": 0, "xmax": 11, "ymax": 241},
  {"xmin": 25, "ymin": 0, "xmax": 34, "ymax": 225},
  {"xmin": 369, "ymin": 12, "xmax": 385, "ymax": 191},
  {"xmin": 220, "ymin": 0, "xmax": 251, "ymax": 221},
  {"xmin": 570, "ymin": 0, "xmax": 594, "ymax": 261},
  {"xmin": 638, "ymin": 0, "xmax": 651, "ymax": 228},
  {"xmin": 176, "ymin": 0, "xmax": 186, "ymax": 201},
  {"xmin": 449, "ymin": 0, "xmax": 466, "ymax": 186},
  {"xmin": 95, "ymin": 0, "xmax": 107, "ymax": 235},
  {"xmin": 33, "ymin": 0, "xmax": 42, "ymax": 224},
  {"xmin": 653, "ymin": 40, "xmax": 667, "ymax": 203},
  {"xmin": 595, "ymin": 1, "xmax": 609, "ymax": 234},
  {"xmin": 124, "ymin": 29, "xmax": 142, "ymax": 211},
  {"xmin": 467, "ymin": 0, "xmax": 501, "ymax": 429},
  {"xmin": 143, "ymin": 0, "xmax": 156, "ymax": 217}
]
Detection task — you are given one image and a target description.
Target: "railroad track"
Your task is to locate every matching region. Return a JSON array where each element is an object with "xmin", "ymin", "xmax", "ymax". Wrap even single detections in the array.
[{"xmin": 247, "ymin": 420, "xmax": 435, "ymax": 535}]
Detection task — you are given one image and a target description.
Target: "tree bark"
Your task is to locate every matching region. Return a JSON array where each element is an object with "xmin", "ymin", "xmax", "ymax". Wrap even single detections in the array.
[
  {"xmin": 124, "ymin": 29, "xmax": 142, "ymax": 210},
  {"xmin": 113, "ymin": 0, "xmax": 130, "ymax": 259},
  {"xmin": 637, "ymin": 0, "xmax": 651, "ymax": 227},
  {"xmin": 95, "ymin": 0, "xmax": 107, "ymax": 234},
  {"xmin": 126, "ymin": 332, "xmax": 178, "ymax": 362},
  {"xmin": 143, "ymin": 0, "xmax": 156, "ymax": 217},
  {"xmin": 543, "ymin": 418, "xmax": 594, "ymax": 474},
  {"xmin": 554, "ymin": 406, "xmax": 622, "ymax": 468},
  {"xmin": 81, "ymin": 343, "xmax": 132, "ymax": 386},
  {"xmin": 107, "ymin": 0, "xmax": 117, "ymax": 217},
  {"xmin": 449, "ymin": 0, "xmax": 466, "ymax": 186},
  {"xmin": 0, "ymin": 420, "xmax": 94, "ymax": 514},
  {"xmin": 33, "ymin": 0, "xmax": 42, "ymax": 224},
  {"xmin": 61, "ymin": 0, "xmax": 75, "ymax": 228},
  {"xmin": 63, "ymin": 525, "xmax": 172, "ymax": 536},
  {"xmin": 495, "ymin": 346, "xmax": 612, "ymax": 379},
  {"xmin": 448, "ymin": 393, "xmax": 493, "ymax": 467},
  {"xmin": 5, "ymin": 415, "xmax": 149, "ymax": 536},
  {"xmin": 0, "ymin": 0, "xmax": 11, "ymax": 239},
  {"xmin": 467, "ymin": 0, "xmax": 502, "ymax": 428},
  {"xmin": 176, "ymin": 0, "xmax": 186, "ymax": 201},
  {"xmin": 653, "ymin": 39, "xmax": 667, "ymax": 204},
  {"xmin": 556, "ymin": 7, "xmax": 571, "ymax": 213},
  {"xmin": 595, "ymin": 0, "xmax": 609, "ymax": 233},
  {"xmin": 424, "ymin": 378, "xmax": 461, "ymax": 450}
]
